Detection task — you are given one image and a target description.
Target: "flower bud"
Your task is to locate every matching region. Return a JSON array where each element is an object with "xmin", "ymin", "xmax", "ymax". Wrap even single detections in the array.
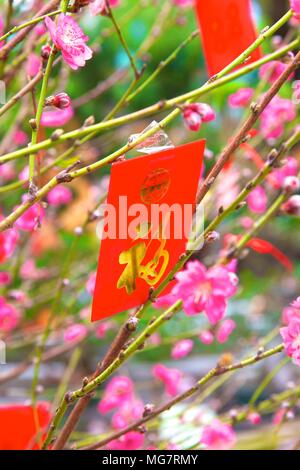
[
  {"xmin": 281, "ymin": 195, "xmax": 300, "ymax": 216},
  {"xmin": 41, "ymin": 44, "xmax": 52, "ymax": 60},
  {"xmin": 283, "ymin": 175, "xmax": 299, "ymax": 192},
  {"xmin": 45, "ymin": 92, "xmax": 72, "ymax": 109}
]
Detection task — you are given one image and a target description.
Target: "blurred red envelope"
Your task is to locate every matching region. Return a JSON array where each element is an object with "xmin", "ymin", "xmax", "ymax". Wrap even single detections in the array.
[
  {"xmin": 195, "ymin": 0, "xmax": 261, "ymax": 76},
  {"xmin": 0, "ymin": 402, "xmax": 51, "ymax": 450},
  {"xmin": 91, "ymin": 140, "xmax": 205, "ymax": 321}
]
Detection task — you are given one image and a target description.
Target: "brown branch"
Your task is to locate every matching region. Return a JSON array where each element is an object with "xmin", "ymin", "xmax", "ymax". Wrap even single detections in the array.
[
  {"xmin": 196, "ymin": 49, "xmax": 300, "ymax": 204},
  {"xmin": 80, "ymin": 344, "xmax": 284, "ymax": 450}
]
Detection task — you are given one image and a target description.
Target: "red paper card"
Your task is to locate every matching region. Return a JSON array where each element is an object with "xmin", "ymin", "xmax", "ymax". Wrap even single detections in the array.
[
  {"xmin": 92, "ymin": 140, "xmax": 205, "ymax": 321},
  {"xmin": 0, "ymin": 403, "xmax": 51, "ymax": 450},
  {"xmin": 195, "ymin": 0, "xmax": 261, "ymax": 76}
]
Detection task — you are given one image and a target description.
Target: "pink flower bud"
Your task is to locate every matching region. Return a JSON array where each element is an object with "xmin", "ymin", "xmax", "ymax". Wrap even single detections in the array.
[
  {"xmin": 171, "ymin": 339, "xmax": 194, "ymax": 359},
  {"xmin": 283, "ymin": 176, "xmax": 299, "ymax": 192},
  {"xmin": 199, "ymin": 330, "xmax": 214, "ymax": 345},
  {"xmin": 247, "ymin": 186, "xmax": 267, "ymax": 214},
  {"xmin": 46, "ymin": 92, "xmax": 72, "ymax": 109},
  {"xmin": 64, "ymin": 323, "xmax": 87, "ymax": 343},
  {"xmin": 216, "ymin": 319, "xmax": 236, "ymax": 344},
  {"xmin": 228, "ymin": 88, "xmax": 254, "ymax": 108},
  {"xmin": 247, "ymin": 412, "xmax": 261, "ymax": 425},
  {"xmin": 47, "ymin": 186, "xmax": 72, "ymax": 206},
  {"xmin": 41, "ymin": 44, "xmax": 52, "ymax": 60},
  {"xmin": 281, "ymin": 195, "xmax": 300, "ymax": 216}
]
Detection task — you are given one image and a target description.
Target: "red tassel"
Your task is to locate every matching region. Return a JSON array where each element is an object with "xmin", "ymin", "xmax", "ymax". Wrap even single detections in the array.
[{"xmin": 247, "ymin": 238, "xmax": 294, "ymax": 271}]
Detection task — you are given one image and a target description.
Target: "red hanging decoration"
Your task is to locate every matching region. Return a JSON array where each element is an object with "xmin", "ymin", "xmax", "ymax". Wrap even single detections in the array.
[
  {"xmin": 91, "ymin": 140, "xmax": 205, "ymax": 321},
  {"xmin": 195, "ymin": 0, "xmax": 261, "ymax": 76}
]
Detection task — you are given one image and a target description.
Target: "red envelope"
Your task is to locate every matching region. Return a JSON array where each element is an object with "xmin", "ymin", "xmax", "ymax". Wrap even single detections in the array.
[
  {"xmin": 92, "ymin": 140, "xmax": 205, "ymax": 321},
  {"xmin": 0, "ymin": 402, "xmax": 51, "ymax": 450},
  {"xmin": 195, "ymin": 0, "xmax": 261, "ymax": 76}
]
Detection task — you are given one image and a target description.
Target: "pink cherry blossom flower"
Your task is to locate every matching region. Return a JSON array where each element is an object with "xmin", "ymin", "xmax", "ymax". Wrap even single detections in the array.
[
  {"xmin": 228, "ymin": 88, "xmax": 254, "ymax": 108},
  {"xmin": 0, "ymin": 16, "xmax": 4, "ymax": 49},
  {"xmin": 108, "ymin": 431, "xmax": 144, "ymax": 451},
  {"xmin": 86, "ymin": 271, "xmax": 96, "ymax": 296},
  {"xmin": 0, "ymin": 297, "xmax": 20, "ymax": 332},
  {"xmin": 216, "ymin": 319, "xmax": 236, "ymax": 344},
  {"xmin": 64, "ymin": 323, "xmax": 87, "ymax": 343},
  {"xmin": 14, "ymin": 196, "xmax": 45, "ymax": 232},
  {"xmin": 95, "ymin": 320, "xmax": 113, "ymax": 338},
  {"xmin": 45, "ymin": 14, "xmax": 92, "ymax": 70},
  {"xmin": 171, "ymin": 339, "xmax": 194, "ymax": 359},
  {"xmin": 282, "ymin": 307, "xmax": 300, "ymax": 325},
  {"xmin": 90, "ymin": 0, "xmax": 120, "ymax": 16},
  {"xmin": 260, "ymin": 96, "xmax": 296, "ymax": 141},
  {"xmin": 26, "ymin": 53, "xmax": 41, "ymax": 77},
  {"xmin": 182, "ymin": 103, "xmax": 216, "ymax": 131},
  {"xmin": 98, "ymin": 376, "xmax": 134, "ymax": 413},
  {"xmin": 0, "ymin": 163, "xmax": 15, "ymax": 181},
  {"xmin": 201, "ymin": 419, "xmax": 236, "ymax": 450},
  {"xmin": 280, "ymin": 318, "xmax": 300, "ymax": 366},
  {"xmin": 13, "ymin": 130, "xmax": 28, "ymax": 147},
  {"xmin": 47, "ymin": 186, "xmax": 72, "ymax": 207},
  {"xmin": 172, "ymin": 0, "xmax": 194, "ymax": 7},
  {"xmin": 291, "ymin": 297, "xmax": 300, "ymax": 309},
  {"xmin": 41, "ymin": 105, "xmax": 74, "ymax": 127},
  {"xmin": 247, "ymin": 186, "xmax": 267, "ymax": 214},
  {"xmin": 247, "ymin": 412, "xmax": 261, "ymax": 425},
  {"xmin": 259, "ymin": 61, "xmax": 292, "ymax": 84},
  {"xmin": 290, "ymin": 0, "xmax": 300, "ymax": 17},
  {"xmin": 0, "ymin": 227, "xmax": 19, "ymax": 263},
  {"xmin": 155, "ymin": 261, "xmax": 238, "ymax": 325},
  {"xmin": 273, "ymin": 408, "xmax": 286, "ymax": 425},
  {"xmin": 0, "ymin": 272, "xmax": 11, "ymax": 285},
  {"xmin": 270, "ymin": 156, "xmax": 298, "ymax": 189},
  {"xmin": 152, "ymin": 364, "xmax": 182, "ymax": 396},
  {"xmin": 111, "ymin": 399, "xmax": 144, "ymax": 430},
  {"xmin": 199, "ymin": 330, "xmax": 214, "ymax": 345}
]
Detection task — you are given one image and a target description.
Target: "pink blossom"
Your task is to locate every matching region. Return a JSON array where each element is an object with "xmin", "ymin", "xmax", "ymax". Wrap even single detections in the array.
[
  {"xmin": 108, "ymin": 431, "xmax": 144, "ymax": 451},
  {"xmin": 240, "ymin": 216, "xmax": 254, "ymax": 229},
  {"xmin": 273, "ymin": 408, "xmax": 286, "ymax": 425},
  {"xmin": 0, "ymin": 297, "xmax": 20, "ymax": 332},
  {"xmin": 14, "ymin": 196, "xmax": 45, "ymax": 232},
  {"xmin": 95, "ymin": 321, "xmax": 113, "ymax": 338},
  {"xmin": 247, "ymin": 186, "xmax": 267, "ymax": 214},
  {"xmin": 172, "ymin": 0, "xmax": 194, "ymax": 7},
  {"xmin": 98, "ymin": 376, "xmax": 134, "ymax": 413},
  {"xmin": 280, "ymin": 318, "xmax": 300, "ymax": 366},
  {"xmin": 0, "ymin": 226, "xmax": 19, "ymax": 263},
  {"xmin": 35, "ymin": 23, "xmax": 47, "ymax": 36},
  {"xmin": 26, "ymin": 53, "xmax": 41, "ymax": 77},
  {"xmin": 283, "ymin": 175, "xmax": 299, "ymax": 192},
  {"xmin": 270, "ymin": 156, "xmax": 298, "ymax": 189},
  {"xmin": 64, "ymin": 323, "xmax": 87, "ymax": 343},
  {"xmin": 282, "ymin": 307, "xmax": 300, "ymax": 325},
  {"xmin": 290, "ymin": 0, "xmax": 300, "ymax": 17},
  {"xmin": 247, "ymin": 412, "xmax": 261, "ymax": 425},
  {"xmin": 90, "ymin": 0, "xmax": 120, "ymax": 16},
  {"xmin": 0, "ymin": 16, "xmax": 4, "ymax": 49},
  {"xmin": 0, "ymin": 163, "xmax": 15, "ymax": 181},
  {"xmin": 111, "ymin": 399, "xmax": 144, "ymax": 430},
  {"xmin": 228, "ymin": 88, "xmax": 254, "ymax": 108},
  {"xmin": 0, "ymin": 272, "xmax": 11, "ymax": 285},
  {"xmin": 182, "ymin": 103, "xmax": 216, "ymax": 131},
  {"xmin": 260, "ymin": 96, "xmax": 296, "ymax": 141},
  {"xmin": 281, "ymin": 195, "xmax": 300, "ymax": 216},
  {"xmin": 291, "ymin": 297, "xmax": 300, "ymax": 310},
  {"xmin": 13, "ymin": 130, "xmax": 28, "ymax": 147},
  {"xmin": 199, "ymin": 330, "xmax": 214, "ymax": 345},
  {"xmin": 41, "ymin": 105, "xmax": 74, "ymax": 127},
  {"xmin": 216, "ymin": 319, "xmax": 236, "ymax": 344},
  {"xmin": 20, "ymin": 259, "xmax": 49, "ymax": 281},
  {"xmin": 86, "ymin": 272, "xmax": 96, "ymax": 296},
  {"xmin": 45, "ymin": 14, "xmax": 92, "ymax": 70},
  {"xmin": 46, "ymin": 92, "xmax": 72, "ymax": 109},
  {"xmin": 152, "ymin": 364, "xmax": 182, "ymax": 396},
  {"xmin": 171, "ymin": 339, "xmax": 194, "ymax": 359},
  {"xmin": 201, "ymin": 419, "xmax": 236, "ymax": 450},
  {"xmin": 259, "ymin": 61, "xmax": 292, "ymax": 84},
  {"xmin": 155, "ymin": 261, "xmax": 238, "ymax": 325},
  {"xmin": 47, "ymin": 186, "xmax": 72, "ymax": 207}
]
